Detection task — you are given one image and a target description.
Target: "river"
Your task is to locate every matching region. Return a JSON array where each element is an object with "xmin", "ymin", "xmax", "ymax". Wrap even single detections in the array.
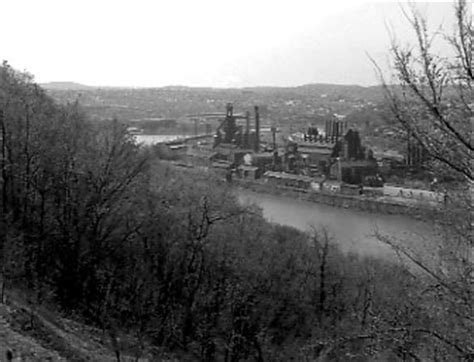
[
  {"xmin": 134, "ymin": 134, "xmax": 182, "ymax": 145},
  {"xmin": 237, "ymin": 189, "xmax": 436, "ymax": 260}
]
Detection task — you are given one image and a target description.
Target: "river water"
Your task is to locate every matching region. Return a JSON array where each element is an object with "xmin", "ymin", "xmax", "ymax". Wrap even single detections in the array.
[
  {"xmin": 134, "ymin": 134, "xmax": 182, "ymax": 145},
  {"xmin": 237, "ymin": 189, "xmax": 436, "ymax": 260},
  {"xmin": 131, "ymin": 133, "xmax": 436, "ymax": 261}
]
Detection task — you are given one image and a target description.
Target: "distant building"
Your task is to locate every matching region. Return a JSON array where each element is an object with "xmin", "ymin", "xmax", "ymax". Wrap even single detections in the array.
[
  {"xmin": 237, "ymin": 165, "xmax": 260, "ymax": 179},
  {"xmin": 330, "ymin": 160, "xmax": 378, "ymax": 185},
  {"xmin": 264, "ymin": 171, "xmax": 314, "ymax": 190},
  {"xmin": 294, "ymin": 141, "xmax": 334, "ymax": 174}
]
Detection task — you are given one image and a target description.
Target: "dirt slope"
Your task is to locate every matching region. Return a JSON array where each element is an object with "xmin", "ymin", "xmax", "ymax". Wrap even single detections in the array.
[{"xmin": 0, "ymin": 299, "xmax": 152, "ymax": 361}]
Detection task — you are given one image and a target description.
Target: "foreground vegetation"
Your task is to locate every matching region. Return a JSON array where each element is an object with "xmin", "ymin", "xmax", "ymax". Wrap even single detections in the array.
[{"xmin": 0, "ymin": 62, "xmax": 472, "ymax": 361}]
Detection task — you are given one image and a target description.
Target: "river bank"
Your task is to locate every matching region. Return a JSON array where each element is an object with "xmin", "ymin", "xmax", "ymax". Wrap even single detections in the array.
[
  {"xmin": 232, "ymin": 177, "xmax": 437, "ymax": 217},
  {"xmin": 168, "ymin": 160, "xmax": 438, "ymax": 217}
]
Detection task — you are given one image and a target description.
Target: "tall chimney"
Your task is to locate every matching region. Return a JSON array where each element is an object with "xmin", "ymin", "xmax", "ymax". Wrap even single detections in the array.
[
  {"xmin": 271, "ymin": 126, "xmax": 276, "ymax": 151},
  {"xmin": 245, "ymin": 111, "xmax": 250, "ymax": 148},
  {"xmin": 254, "ymin": 106, "xmax": 260, "ymax": 152},
  {"xmin": 332, "ymin": 120, "xmax": 336, "ymax": 142}
]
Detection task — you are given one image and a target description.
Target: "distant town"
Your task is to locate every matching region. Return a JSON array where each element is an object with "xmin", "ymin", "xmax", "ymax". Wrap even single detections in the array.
[{"xmin": 44, "ymin": 82, "xmax": 449, "ymax": 212}]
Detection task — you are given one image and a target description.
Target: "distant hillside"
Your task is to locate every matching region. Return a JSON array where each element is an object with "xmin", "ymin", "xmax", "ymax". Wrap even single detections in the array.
[
  {"xmin": 41, "ymin": 81, "xmax": 385, "ymax": 96},
  {"xmin": 244, "ymin": 83, "xmax": 384, "ymax": 101},
  {"xmin": 40, "ymin": 81, "xmax": 94, "ymax": 90},
  {"xmin": 44, "ymin": 82, "xmax": 389, "ymax": 124}
]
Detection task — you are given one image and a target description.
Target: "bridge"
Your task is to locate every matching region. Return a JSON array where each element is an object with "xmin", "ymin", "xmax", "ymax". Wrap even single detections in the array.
[{"xmin": 186, "ymin": 112, "xmax": 248, "ymax": 120}]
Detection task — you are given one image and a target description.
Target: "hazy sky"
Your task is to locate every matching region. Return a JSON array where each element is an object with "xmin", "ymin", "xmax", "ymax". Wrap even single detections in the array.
[{"xmin": 0, "ymin": 1, "xmax": 459, "ymax": 87}]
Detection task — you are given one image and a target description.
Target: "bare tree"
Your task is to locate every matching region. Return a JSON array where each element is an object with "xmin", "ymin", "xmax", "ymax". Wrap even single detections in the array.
[
  {"xmin": 370, "ymin": 1, "xmax": 473, "ymax": 358},
  {"xmin": 372, "ymin": 0, "xmax": 472, "ymax": 181}
]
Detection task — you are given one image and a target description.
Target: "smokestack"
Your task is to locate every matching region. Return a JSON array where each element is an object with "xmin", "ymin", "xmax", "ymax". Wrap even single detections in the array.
[
  {"xmin": 245, "ymin": 111, "xmax": 250, "ymax": 148},
  {"xmin": 271, "ymin": 126, "xmax": 276, "ymax": 151},
  {"xmin": 254, "ymin": 106, "xmax": 260, "ymax": 152},
  {"xmin": 332, "ymin": 120, "xmax": 337, "ymax": 142},
  {"xmin": 335, "ymin": 121, "xmax": 339, "ymax": 140}
]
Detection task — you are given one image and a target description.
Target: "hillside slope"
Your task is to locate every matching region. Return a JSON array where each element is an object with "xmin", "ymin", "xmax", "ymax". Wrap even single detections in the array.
[{"xmin": 0, "ymin": 297, "xmax": 155, "ymax": 361}]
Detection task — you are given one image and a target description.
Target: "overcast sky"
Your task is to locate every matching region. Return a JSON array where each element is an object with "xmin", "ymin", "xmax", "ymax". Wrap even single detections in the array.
[{"xmin": 0, "ymin": 1, "xmax": 459, "ymax": 87}]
